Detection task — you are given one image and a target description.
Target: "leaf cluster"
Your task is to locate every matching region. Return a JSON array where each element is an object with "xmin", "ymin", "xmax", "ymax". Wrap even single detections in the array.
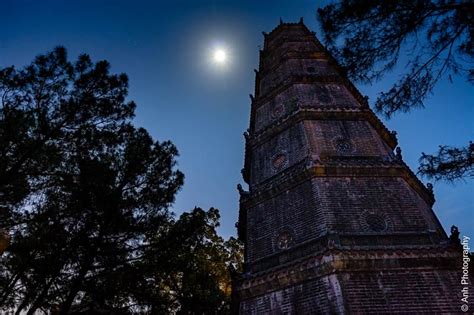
[{"xmin": 418, "ymin": 142, "xmax": 473, "ymax": 181}]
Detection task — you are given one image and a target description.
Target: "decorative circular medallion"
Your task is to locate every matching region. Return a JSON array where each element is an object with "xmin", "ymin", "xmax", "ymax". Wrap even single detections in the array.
[
  {"xmin": 271, "ymin": 105, "xmax": 284, "ymax": 119},
  {"xmin": 272, "ymin": 153, "xmax": 287, "ymax": 170},
  {"xmin": 365, "ymin": 214, "xmax": 387, "ymax": 232},
  {"xmin": 277, "ymin": 231, "xmax": 293, "ymax": 250},
  {"xmin": 335, "ymin": 138, "xmax": 353, "ymax": 154}
]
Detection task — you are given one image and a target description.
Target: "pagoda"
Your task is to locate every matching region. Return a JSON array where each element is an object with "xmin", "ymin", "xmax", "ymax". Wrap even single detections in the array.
[{"xmin": 234, "ymin": 19, "xmax": 465, "ymax": 314}]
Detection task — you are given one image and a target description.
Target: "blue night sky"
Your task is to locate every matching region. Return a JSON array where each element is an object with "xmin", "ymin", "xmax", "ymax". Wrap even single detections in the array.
[{"xmin": 2, "ymin": 0, "xmax": 472, "ymax": 240}]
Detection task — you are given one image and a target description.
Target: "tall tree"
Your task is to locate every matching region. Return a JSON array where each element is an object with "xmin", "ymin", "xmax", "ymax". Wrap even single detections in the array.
[
  {"xmin": 0, "ymin": 47, "xmax": 241, "ymax": 313},
  {"xmin": 0, "ymin": 46, "xmax": 183, "ymax": 313},
  {"xmin": 317, "ymin": 0, "xmax": 473, "ymax": 181}
]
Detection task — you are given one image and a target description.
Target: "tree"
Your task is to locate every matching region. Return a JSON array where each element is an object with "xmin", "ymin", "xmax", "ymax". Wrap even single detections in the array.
[
  {"xmin": 133, "ymin": 208, "xmax": 243, "ymax": 314},
  {"xmin": 0, "ymin": 47, "xmax": 241, "ymax": 313},
  {"xmin": 0, "ymin": 46, "xmax": 138, "ymax": 224},
  {"xmin": 317, "ymin": 0, "xmax": 473, "ymax": 181}
]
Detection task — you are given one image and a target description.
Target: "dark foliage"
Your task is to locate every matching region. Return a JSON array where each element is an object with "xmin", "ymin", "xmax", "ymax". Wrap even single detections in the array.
[
  {"xmin": 318, "ymin": 0, "xmax": 473, "ymax": 117},
  {"xmin": 318, "ymin": 0, "xmax": 473, "ymax": 181},
  {"xmin": 133, "ymin": 208, "xmax": 243, "ymax": 314},
  {"xmin": 0, "ymin": 47, "xmax": 242, "ymax": 314},
  {"xmin": 418, "ymin": 142, "xmax": 474, "ymax": 181}
]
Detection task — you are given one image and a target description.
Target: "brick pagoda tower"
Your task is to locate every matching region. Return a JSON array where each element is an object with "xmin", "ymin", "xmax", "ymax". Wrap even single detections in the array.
[{"xmin": 234, "ymin": 19, "xmax": 465, "ymax": 313}]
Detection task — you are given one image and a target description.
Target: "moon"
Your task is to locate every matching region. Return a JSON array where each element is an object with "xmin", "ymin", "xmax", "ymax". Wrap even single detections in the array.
[{"xmin": 213, "ymin": 48, "xmax": 227, "ymax": 64}]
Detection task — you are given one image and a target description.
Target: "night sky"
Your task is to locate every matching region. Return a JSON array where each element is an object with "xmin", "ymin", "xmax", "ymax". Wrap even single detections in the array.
[{"xmin": 2, "ymin": 0, "xmax": 473, "ymax": 239}]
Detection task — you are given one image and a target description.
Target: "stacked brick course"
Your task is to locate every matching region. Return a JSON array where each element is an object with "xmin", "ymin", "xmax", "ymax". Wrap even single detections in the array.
[{"xmin": 234, "ymin": 20, "xmax": 469, "ymax": 314}]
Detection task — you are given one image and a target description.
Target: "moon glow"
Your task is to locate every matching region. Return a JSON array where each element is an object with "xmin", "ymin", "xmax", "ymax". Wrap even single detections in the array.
[{"xmin": 213, "ymin": 48, "xmax": 227, "ymax": 64}]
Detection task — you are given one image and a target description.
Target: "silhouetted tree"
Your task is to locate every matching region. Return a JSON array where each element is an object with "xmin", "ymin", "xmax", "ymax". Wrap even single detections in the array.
[
  {"xmin": 130, "ymin": 208, "xmax": 243, "ymax": 314},
  {"xmin": 0, "ymin": 47, "xmax": 242, "ymax": 314},
  {"xmin": 317, "ymin": 0, "xmax": 473, "ymax": 181}
]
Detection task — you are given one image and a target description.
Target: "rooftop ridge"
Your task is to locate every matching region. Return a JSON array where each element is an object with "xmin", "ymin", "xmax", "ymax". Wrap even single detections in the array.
[{"xmin": 263, "ymin": 17, "xmax": 308, "ymax": 39}]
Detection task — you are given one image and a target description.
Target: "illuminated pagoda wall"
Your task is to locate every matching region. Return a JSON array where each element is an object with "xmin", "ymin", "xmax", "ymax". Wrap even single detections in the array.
[{"xmin": 234, "ymin": 19, "xmax": 466, "ymax": 314}]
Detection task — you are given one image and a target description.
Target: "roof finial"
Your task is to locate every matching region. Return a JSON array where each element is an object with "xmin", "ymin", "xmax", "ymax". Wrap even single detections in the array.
[
  {"xmin": 450, "ymin": 225, "xmax": 460, "ymax": 245},
  {"xmin": 237, "ymin": 184, "xmax": 250, "ymax": 198},
  {"xmin": 391, "ymin": 130, "xmax": 397, "ymax": 137},
  {"xmin": 396, "ymin": 147, "xmax": 402, "ymax": 160},
  {"xmin": 279, "ymin": 17, "xmax": 283, "ymax": 25},
  {"xmin": 427, "ymin": 182, "xmax": 433, "ymax": 193},
  {"xmin": 299, "ymin": 17, "xmax": 304, "ymax": 24}
]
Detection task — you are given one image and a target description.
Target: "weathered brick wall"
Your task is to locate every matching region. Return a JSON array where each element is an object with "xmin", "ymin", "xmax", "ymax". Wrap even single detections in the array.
[
  {"xmin": 246, "ymin": 176, "xmax": 442, "ymax": 263},
  {"xmin": 313, "ymin": 177, "xmax": 443, "ymax": 235},
  {"xmin": 263, "ymin": 26, "xmax": 312, "ymax": 51},
  {"xmin": 239, "ymin": 268, "xmax": 465, "ymax": 314},
  {"xmin": 304, "ymin": 120, "xmax": 392, "ymax": 158},
  {"xmin": 246, "ymin": 180, "xmax": 324, "ymax": 262},
  {"xmin": 260, "ymin": 42, "xmax": 321, "ymax": 70},
  {"xmin": 259, "ymin": 61, "xmax": 338, "ymax": 96},
  {"xmin": 250, "ymin": 120, "xmax": 393, "ymax": 185},
  {"xmin": 240, "ymin": 274, "xmax": 345, "ymax": 314},
  {"xmin": 250, "ymin": 118, "xmax": 395, "ymax": 185},
  {"xmin": 255, "ymin": 83, "xmax": 359, "ymax": 132},
  {"xmin": 341, "ymin": 269, "xmax": 464, "ymax": 314},
  {"xmin": 250, "ymin": 122, "xmax": 309, "ymax": 185}
]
